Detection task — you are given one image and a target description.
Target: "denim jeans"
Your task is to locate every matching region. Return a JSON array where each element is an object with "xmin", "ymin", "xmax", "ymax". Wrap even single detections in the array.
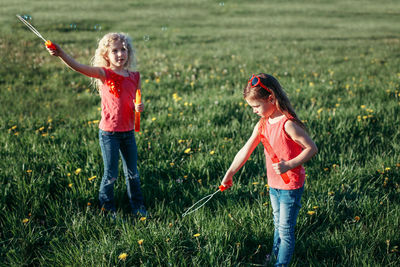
[
  {"xmin": 269, "ymin": 186, "xmax": 303, "ymax": 267},
  {"xmin": 98, "ymin": 129, "xmax": 144, "ymax": 213}
]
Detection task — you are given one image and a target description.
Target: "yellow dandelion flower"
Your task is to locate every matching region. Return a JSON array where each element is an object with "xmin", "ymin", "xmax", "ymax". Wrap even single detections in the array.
[
  {"xmin": 193, "ymin": 233, "xmax": 200, "ymax": 237},
  {"xmin": 170, "ymin": 162, "xmax": 175, "ymax": 166},
  {"xmin": 68, "ymin": 183, "xmax": 73, "ymax": 187},
  {"xmin": 313, "ymin": 206, "xmax": 319, "ymax": 209},
  {"xmin": 88, "ymin": 176, "xmax": 96, "ymax": 181},
  {"xmin": 22, "ymin": 218, "xmax": 29, "ymax": 224},
  {"xmin": 26, "ymin": 170, "xmax": 32, "ymax": 173},
  {"xmin": 184, "ymin": 148, "xmax": 191, "ymax": 154},
  {"xmin": 11, "ymin": 125, "xmax": 17, "ymax": 130},
  {"xmin": 118, "ymin": 253, "xmax": 128, "ymax": 261},
  {"xmin": 309, "ymin": 82, "xmax": 314, "ymax": 87},
  {"xmin": 138, "ymin": 239, "xmax": 144, "ymax": 245},
  {"xmin": 75, "ymin": 168, "xmax": 82, "ymax": 175},
  {"xmin": 152, "ymin": 117, "xmax": 156, "ymax": 121},
  {"xmin": 92, "ymin": 120, "xmax": 99, "ymax": 124},
  {"xmin": 156, "ymin": 78, "xmax": 160, "ymax": 83},
  {"xmin": 307, "ymin": 211, "xmax": 316, "ymax": 215},
  {"xmin": 385, "ymin": 167, "xmax": 391, "ymax": 171},
  {"xmin": 210, "ymin": 150, "xmax": 215, "ymax": 155},
  {"xmin": 140, "ymin": 217, "xmax": 146, "ymax": 221},
  {"xmin": 38, "ymin": 126, "xmax": 45, "ymax": 131},
  {"xmin": 252, "ymin": 182, "xmax": 259, "ymax": 185},
  {"xmin": 317, "ymin": 108, "xmax": 323, "ymax": 114},
  {"xmin": 197, "ymin": 179, "xmax": 202, "ymax": 185},
  {"xmin": 87, "ymin": 202, "xmax": 91, "ymax": 206},
  {"xmin": 328, "ymin": 191, "xmax": 335, "ymax": 196}
]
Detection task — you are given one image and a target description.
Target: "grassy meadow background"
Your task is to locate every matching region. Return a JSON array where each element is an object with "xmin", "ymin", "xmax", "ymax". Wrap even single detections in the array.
[{"xmin": 1, "ymin": 0, "xmax": 400, "ymax": 265}]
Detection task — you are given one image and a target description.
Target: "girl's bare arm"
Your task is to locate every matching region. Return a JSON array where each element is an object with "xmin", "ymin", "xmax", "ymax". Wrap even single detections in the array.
[
  {"xmin": 47, "ymin": 43, "xmax": 105, "ymax": 79},
  {"xmin": 221, "ymin": 122, "xmax": 261, "ymax": 187},
  {"xmin": 272, "ymin": 120, "xmax": 318, "ymax": 174}
]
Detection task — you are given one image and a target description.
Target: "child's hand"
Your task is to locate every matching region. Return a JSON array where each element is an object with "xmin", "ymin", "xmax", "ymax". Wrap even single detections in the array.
[
  {"xmin": 46, "ymin": 42, "xmax": 62, "ymax": 57},
  {"xmin": 221, "ymin": 174, "xmax": 233, "ymax": 189},
  {"xmin": 135, "ymin": 102, "xmax": 144, "ymax": 112},
  {"xmin": 272, "ymin": 160, "xmax": 291, "ymax": 175}
]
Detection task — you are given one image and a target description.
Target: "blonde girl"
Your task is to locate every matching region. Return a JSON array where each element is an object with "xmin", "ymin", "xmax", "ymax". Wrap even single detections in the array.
[
  {"xmin": 221, "ymin": 73, "xmax": 317, "ymax": 266},
  {"xmin": 47, "ymin": 33, "xmax": 147, "ymax": 217}
]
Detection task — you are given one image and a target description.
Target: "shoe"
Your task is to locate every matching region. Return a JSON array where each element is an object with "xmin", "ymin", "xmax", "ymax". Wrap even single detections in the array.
[{"xmin": 132, "ymin": 205, "xmax": 148, "ymax": 217}]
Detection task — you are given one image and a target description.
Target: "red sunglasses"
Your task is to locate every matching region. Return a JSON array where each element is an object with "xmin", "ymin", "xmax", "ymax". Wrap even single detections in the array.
[{"xmin": 248, "ymin": 74, "xmax": 272, "ymax": 94}]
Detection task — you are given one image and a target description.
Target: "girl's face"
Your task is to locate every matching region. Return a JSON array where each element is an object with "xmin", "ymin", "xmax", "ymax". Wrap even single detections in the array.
[
  {"xmin": 106, "ymin": 40, "xmax": 128, "ymax": 69},
  {"xmin": 245, "ymin": 97, "xmax": 276, "ymax": 118}
]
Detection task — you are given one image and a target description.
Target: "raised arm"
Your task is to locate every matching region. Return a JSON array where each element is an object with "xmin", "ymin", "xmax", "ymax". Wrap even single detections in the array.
[
  {"xmin": 47, "ymin": 43, "xmax": 105, "ymax": 79},
  {"xmin": 221, "ymin": 122, "xmax": 261, "ymax": 188}
]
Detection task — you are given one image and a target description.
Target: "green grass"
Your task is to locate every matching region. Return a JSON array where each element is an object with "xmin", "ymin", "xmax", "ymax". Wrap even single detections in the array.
[{"xmin": 1, "ymin": 0, "xmax": 400, "ymax": 266}]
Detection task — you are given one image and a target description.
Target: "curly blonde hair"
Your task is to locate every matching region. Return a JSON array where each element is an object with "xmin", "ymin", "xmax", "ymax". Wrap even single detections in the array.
[{"xmin": 91, "ymin": 32, "xmax": 136, "ymax": 89}]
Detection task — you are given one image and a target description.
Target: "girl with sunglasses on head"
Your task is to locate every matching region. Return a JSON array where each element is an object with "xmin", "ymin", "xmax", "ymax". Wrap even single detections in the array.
[{"xmin": 221, "ymin": 73, "xmax": 317, "ymax": 266}]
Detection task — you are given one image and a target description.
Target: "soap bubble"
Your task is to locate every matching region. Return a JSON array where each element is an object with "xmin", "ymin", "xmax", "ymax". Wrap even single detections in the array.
[
  {"xmin": 143, "ymin": 35, "xmax": 150, "ymax": 41},
  {"xmin": 161, "ymin": 26, "xmax": 168, "ymax": 31},
  {"xmin": 22, "ymin": 14, "xmax": 32, "ymax": 21},
  {"xmin": 94, "ymin": 24, "xmax": 102, "ymax": 31}
]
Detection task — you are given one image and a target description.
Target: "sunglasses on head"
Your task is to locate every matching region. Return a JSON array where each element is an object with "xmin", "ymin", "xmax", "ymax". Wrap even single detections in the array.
[{"xmin": 248, "ymin": 74, "xmax": 272, "ymax": 94}]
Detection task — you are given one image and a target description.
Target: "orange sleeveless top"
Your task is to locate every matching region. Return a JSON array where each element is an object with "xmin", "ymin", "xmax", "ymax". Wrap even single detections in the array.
[
  {"xmin": 258, "ymin": 117, "xmax": 305, "ymax": 189},
  {"xmin": 99, "ymin": 68, "xmax": 140, "ymax": 132}
]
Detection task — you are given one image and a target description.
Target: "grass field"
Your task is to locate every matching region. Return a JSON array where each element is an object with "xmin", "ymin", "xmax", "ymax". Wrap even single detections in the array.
[{"xmin": 1, "ymin": 0, "xmax": 400, "ymax": 266}]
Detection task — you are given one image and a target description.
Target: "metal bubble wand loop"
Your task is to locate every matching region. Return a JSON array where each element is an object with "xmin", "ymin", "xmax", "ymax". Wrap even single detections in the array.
[
  {"xmin": 182, "ymin": 185, "xmax": 229, "ymax": 217},
  {"xmin": 16, "ymin": 14, "xmax": 56, "ymax": 49}
]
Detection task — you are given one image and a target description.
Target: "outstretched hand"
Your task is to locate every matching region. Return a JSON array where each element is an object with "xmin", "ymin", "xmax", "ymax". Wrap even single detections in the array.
[
  {"xmin": 221, "ymin": 174, "xmax": 233, "ymax": 189},
  {"xmin": 46, "ymin": 42, "xmax": 62, "ymax": 57}
]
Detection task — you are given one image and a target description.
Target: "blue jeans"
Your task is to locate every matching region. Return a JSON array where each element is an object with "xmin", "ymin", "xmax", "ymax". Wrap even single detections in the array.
[
  {"xmin": 98, "ymin": 129, "xmax": 144, "ymax": 213},
  {"xmin": 269, "ymin": 186, "xmax": 303, "ymax": 267}
]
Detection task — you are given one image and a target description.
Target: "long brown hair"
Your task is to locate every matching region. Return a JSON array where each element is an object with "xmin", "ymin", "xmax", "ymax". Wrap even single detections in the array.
[{"xmin": 244, "ymin": 73, "xmax": 305, "ymax": 129}]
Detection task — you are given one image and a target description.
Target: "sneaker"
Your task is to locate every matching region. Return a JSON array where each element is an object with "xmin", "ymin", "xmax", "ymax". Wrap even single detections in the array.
[{"xmin": 132, "ymin": 205, "xmax": 148, "ymax": 217}]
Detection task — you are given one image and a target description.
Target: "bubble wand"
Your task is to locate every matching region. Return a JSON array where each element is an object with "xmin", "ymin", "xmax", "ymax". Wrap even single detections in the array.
[
  {"xmin": 134, "ymin": 89, "xmax": 141, "ymax": 132},
  {"xmin": 182, "ymin": 185, "xmax": 229, "ymax": 217},
  {"xmin": 16, "ymin": 14, "xmax": 56, "ymax": 49}
]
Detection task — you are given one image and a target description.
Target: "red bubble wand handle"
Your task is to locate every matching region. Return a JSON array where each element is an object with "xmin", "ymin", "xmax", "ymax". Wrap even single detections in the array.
[
  {"xmin": 134, "ymin": 89, "xmax": 141, "ymax": 132},
  {"xmin": 16, "ymin": 15, "xmax": 56, "ymax": 49},
  {"xmin": 182, "ymin": 184, "xmax": 230, "ymax": 217}
]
